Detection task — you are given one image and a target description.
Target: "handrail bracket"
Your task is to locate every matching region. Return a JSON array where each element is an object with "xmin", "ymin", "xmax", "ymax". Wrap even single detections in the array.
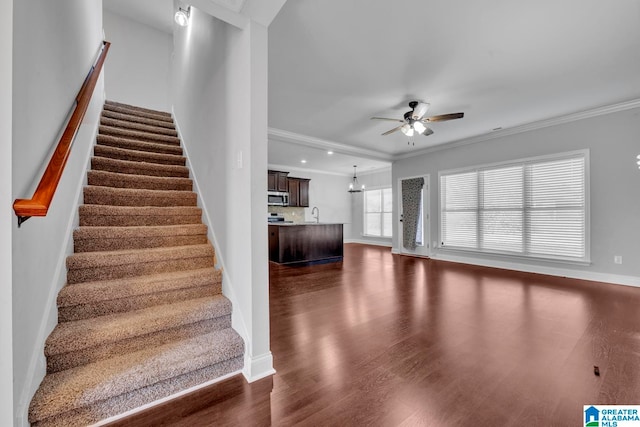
[{"xmin": 17, "ymin": 216, "xmax": 31, "ymax": 228}]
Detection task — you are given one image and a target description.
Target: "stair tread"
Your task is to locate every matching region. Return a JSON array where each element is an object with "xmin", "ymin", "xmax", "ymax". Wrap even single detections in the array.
[
  {"xmin": 87, "ymin": 170, "xmax": 193, "ymax": 191},
  {"xmin": 91, "ymin": 156, "xmax": 190, "ymax": 177},
  {"xmin": 100, "ymin": 125, "xmax": 180, "ymax": 145},
  {"xmin": 74, "ymin": 224, "xmax": 207, "ymax": 240},
  {"xmin": 102, "ymin": 109, "xmax": 176, "ymax": 129},
  {"xmin": 105, "ymin": 100, "xmax": 172, "ymax": 118},
  {"xmin": 46, "ymin": 295, "xmax": 231, "ymax": 355},
  {"xmin": 97, "ymin": 134, "xmax": 183, "ymax": 155},
  {"xmin": 29, "ymin": 328, "xmax": 244, "ymax": 422},
  {"xmin": 94, "ymin": 144, "xmax": 186, "ymax": 165},
  {"xmin": 58, "ymin": 268, "xmax": 221, "ymax": 307},
  {"xmin": 66, "ymin": 243, "xmax": 214, "ymax": 270},
  {"xmin": 101, "ymin": 117, "xmax": 178, "ymax": 137},
  {"xmin": 84, "ymin": 185, "xmax": 197, "ymax": 200},
  {"xmin": 79, "ymin": 204, "xmax": 201, "ymax": 216}
]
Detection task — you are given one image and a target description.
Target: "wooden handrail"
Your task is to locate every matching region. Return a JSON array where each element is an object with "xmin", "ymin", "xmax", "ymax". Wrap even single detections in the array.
[{"xmin": 13, "ymin": 41, "xmax": 111, "ymax": 227}]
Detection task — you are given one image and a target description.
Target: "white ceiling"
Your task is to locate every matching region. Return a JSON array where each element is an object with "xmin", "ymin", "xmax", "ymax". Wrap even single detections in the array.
[
  {"xmin": 268, "ymin": 0, "xmax": 640, "ymax": 162},
  {"xmin": 103, "ymin": 0, "xmax": 640, "ymax": 176}
]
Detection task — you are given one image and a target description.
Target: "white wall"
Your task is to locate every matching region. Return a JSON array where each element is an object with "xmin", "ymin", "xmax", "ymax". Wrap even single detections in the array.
[
  {"xmin": 172, "ymin": 8, "xmax": 274, "ymax": 381},
  {"xmin": 348, "ymin": 168, "xmax": 392, "ymax": 246},
  {"xmin": 1, "ymin": 0, "xmax": 13, "ymax": 424},
  {"xmin": 393, "ymin": 107, "xmax": 640, "ymax": 285},
  {"xmin": 12, "ymin": 1, "xmax": 104, "ymax": 424},
  {"xmin": 103, "ymin": 10, "xmax": 172, "ymax": 112}
]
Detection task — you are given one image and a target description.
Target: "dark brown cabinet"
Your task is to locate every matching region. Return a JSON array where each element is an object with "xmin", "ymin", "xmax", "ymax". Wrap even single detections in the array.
[
  {"xmin": 269, "ymin": 224, "xmax": 343, "ymax": 265},
  {"xmin": 288, "ymin": 178, "xmax": 299, "ymax": 206},
  {"xmin": 287, "ymin": 178, "xmax": 310, "ymax": 207},
  {"xmin": 268, "ymin": 170, "xmax": 289, "ymax": 192}
]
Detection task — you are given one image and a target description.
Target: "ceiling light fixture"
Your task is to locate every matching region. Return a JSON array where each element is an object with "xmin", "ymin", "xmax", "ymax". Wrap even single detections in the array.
[
  {"xmin": 301, "ymin": 159, "xmax": 307, "ymax": 164},
  {"xmin": 637, "ymin": 154, "xmax": 640, "ymax": 169},
  {"xmin": 400, "ymin": 124, "xmax": 414, "ymax": 137},
  {"xmin": 175, "ymin": 6, "xmax": 191, "ymax": 27},
  {"xmin": 327, "ymin": 151, "xmax": 333, "ymax": 155},
  {"xmin": 413, "ymin": 121, "xmax": 427, "ymax": 134},
  {"xmin": 348, "ymin": 165, "xmax": 365, "ymax": 193}
]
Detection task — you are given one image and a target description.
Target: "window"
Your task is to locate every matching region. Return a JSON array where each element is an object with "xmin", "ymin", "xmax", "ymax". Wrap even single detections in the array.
[
  {"xmin": 440, "ymin": 151, "xmax": 588, "ymax": 262},
  {"xmin": 364, "ymin": 188, "xmax": 392, "ymax": 237}
]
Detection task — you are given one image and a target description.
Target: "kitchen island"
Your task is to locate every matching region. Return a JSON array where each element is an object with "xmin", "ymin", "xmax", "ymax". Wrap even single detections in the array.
[{"xmin": 268, "ymin": 223, "xmax": 343, "ymax": 265}]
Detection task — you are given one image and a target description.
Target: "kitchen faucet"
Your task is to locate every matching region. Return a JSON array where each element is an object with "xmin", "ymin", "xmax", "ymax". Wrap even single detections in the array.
[{"xmin": 311, "ymin": 206, "xmax": 319, "ymax": 223}]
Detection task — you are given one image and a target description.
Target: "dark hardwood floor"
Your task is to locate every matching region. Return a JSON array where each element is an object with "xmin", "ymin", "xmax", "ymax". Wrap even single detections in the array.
[{"xmin": 109, "ymin": 243, "xmax": 640, "ymax": 426}]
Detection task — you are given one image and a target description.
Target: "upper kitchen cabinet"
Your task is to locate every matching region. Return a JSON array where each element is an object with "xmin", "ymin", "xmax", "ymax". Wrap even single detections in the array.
[
  {"xmin": 288, "ymin": 177, "xmax": 310, "ymax": 207},
  {"xmin": 268, "ymin": 170, "xmax": 289, "ymax": 192}
]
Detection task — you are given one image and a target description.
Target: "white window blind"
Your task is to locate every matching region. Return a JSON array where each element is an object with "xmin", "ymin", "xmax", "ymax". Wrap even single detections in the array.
[
  {"xmin": 440, "ymin": 152, "xmax": 587, "ymax": 262},
  {"xmin": 364, "ymin": 188, "xmax": 393, "ymax": 237}
]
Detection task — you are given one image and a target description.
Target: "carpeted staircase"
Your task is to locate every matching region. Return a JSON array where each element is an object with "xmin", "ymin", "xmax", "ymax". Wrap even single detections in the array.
[{"xmin": 28, "ymin": 100, "xmax": 244, "ymax": 426}]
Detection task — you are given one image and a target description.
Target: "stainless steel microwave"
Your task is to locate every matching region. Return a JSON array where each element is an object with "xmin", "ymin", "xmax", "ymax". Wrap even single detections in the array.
[{"xmin": 267, "ymin": 191, "xmax": 289, "ymax": 206}]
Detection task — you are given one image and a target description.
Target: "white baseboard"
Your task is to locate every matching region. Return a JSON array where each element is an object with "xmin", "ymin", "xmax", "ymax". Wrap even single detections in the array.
[
  {"xmin": 243, "ymin": 352, "xmax": 276, "ymax": 383},
  {"xmin": 344, "ymin": 239, "xmax": 392, "ymax": 247},
  {"xmin": 431, "ymin": 252, "xmax": 640, "ymax": 288}
]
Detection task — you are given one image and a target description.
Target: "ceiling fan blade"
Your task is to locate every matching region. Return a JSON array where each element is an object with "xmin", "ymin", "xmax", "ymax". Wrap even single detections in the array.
[
  {"xmin": 382, "ymin": 125, "xmax": 403, "ymax": 136},
  {"xmin": 423, "ymin": 112, "xmax": 464, "ymax": 122},
  {"xmin": 371, "ymin": 117, "xmax": 405, "ymax": 123}
]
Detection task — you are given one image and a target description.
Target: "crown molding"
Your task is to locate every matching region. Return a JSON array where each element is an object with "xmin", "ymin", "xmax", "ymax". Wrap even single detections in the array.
[
  {"xmin": 357, "ymin": 166, "xmax": 392, "ymax": 177},
  {"xmin": 394, "ymin": 98, "xmax": 640, "ymax": 161},
  {"xmin": 268, "ymin": 163, "xmax": 350, "ymax": 177},
  {"xmin": 268, "ymin": 127, "xmax": 393, "ymax": 162}
]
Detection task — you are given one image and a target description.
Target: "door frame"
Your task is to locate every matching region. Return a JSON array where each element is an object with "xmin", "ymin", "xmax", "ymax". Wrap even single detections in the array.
[{"xmin": 397, "ymin": 174, "xmax": 431, "ymax": 257}]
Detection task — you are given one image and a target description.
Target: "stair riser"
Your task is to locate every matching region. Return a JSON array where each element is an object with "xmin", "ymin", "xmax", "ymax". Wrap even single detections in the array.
[
  {"xmin": 91, "ymin": 158, "xmax": 190, "ymax": 178},
  {"xmin": 100, "ymin": 118, "xmax": 178, "ymax": 137},
  {"xmin": 47, "ymin": 316, "xmax": 231, "ymax": 373},
  {"xmin": 87, "ymin": 171, "xmax": 193, "ymax": 192},
  {"xmin": 97, "ymin": 135, "xmax": 183, "ymax": 155},
  {"xmin": 94, "ymin": 146, "xmax": 186, "ymax": 166},
  {"xmin": 105, "ymin": 101, "xmax": 173, "ymax": 117},
  {"xmin": 32, "ymin": 356, "xmax": 244, "ymax": 427},
  {"xmin": 79, "ymin": 213, "xmax": 202, "ymax": 227},
  {"xmin": 67, "ymin": 257, "xmax": 215, "ymax": 284},
  {"xmin": 83, "ymin": 190, "xmax": 197, "ymax": 207},
  {"xmin": 100, "ymin": 126, "xmax": 180, "ymax": 146},
  {"xmin": 74, "ymin": 234, "xmax": 208, "ymax": 252},
  {"xmin": 103, "ymin": 104, "xmax": 174, "ymax": 123},
  {"xmin": 102, "ymin": 110, "xmax": 176, "ymax": 130},
  {"xmin": 58, "ymin": 284, "xmax": 220, "ymax": 322}
]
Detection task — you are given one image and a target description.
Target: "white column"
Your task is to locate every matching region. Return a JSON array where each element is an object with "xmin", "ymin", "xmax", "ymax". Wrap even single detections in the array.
[{"xmin": 246, "ymin": 20, "xmax": 273, "ymax": 380}]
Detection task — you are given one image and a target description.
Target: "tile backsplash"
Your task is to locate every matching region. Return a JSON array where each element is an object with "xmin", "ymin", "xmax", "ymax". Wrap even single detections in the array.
[{"xmin": 268, "ymin": 206, "xmax": 306, "ymax": 223}]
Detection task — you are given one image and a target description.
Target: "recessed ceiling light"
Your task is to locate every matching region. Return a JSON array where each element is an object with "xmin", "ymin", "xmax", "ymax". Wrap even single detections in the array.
[
  {"xmin": 301, "ymin": 159, "xmax": 307, "ymax": 164},
  {"xmin": 327, "ymin": 151, "xmax": 333, "ymax": 155}
]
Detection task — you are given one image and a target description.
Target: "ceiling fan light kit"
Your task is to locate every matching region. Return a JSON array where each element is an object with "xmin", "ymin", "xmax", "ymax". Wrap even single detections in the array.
[{"xmin": 371, "ymin": 100, "xmax": 464, "ymax": 143}]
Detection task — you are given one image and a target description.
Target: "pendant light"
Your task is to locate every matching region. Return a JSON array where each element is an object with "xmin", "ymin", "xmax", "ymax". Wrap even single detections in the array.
[{"xmin": 348, "ymin": 165, "xmax": 365, "ymax": 193}]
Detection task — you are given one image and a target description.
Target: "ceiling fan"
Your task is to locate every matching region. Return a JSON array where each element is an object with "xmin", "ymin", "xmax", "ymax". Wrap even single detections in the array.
[{"xmin": 371, "ymin": 101, "xmax": 464, "ymax": 138}]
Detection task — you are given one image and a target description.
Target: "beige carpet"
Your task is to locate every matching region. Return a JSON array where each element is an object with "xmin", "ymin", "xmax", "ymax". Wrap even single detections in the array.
[{"xmin": 28, "ymin": 100, "xmax": 244, "ymax": 427}]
